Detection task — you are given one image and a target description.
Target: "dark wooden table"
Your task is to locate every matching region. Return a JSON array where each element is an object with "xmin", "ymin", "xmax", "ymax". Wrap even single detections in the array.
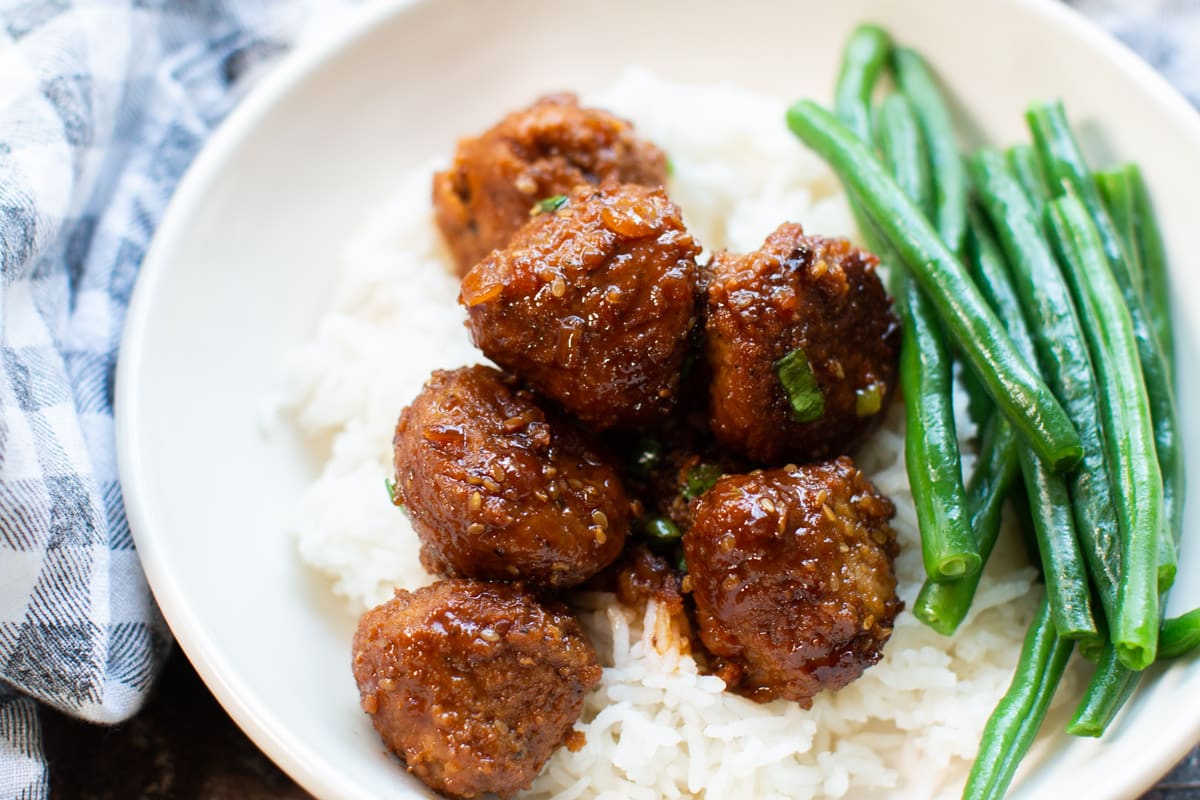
[{"xmin": 40, "ymin": 645, "xmax": 1200, "ymax": 799}]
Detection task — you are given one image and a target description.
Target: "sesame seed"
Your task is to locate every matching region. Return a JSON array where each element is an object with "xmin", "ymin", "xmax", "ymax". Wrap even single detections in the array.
[
  {"xmin": 482, "ymin": 477, "xmax": 501, "ymax": 492},
  {"xmin": 591, "ymin": 510, "xmax": 608, "ymax": 529},
  {"xmin": 593, "ymin": 527, "xmax": 607, "ymax": 545},
  {"xmin": 480, "ymin": 628, "xmax": 500, "ymax": 642},
  {"xmin": 550, "ymin": 276, "xmax": 567, "ymax": 297},
  {"xmin": 567, "ymin": 478, "xmax": 584, "ymax": 490},
  {"xmin": 759, "ymin": 497, "xmax": 776, "ymax": 514},
  {"xmin": 467, "ymin": 523, "xmax": 485, "ymax": 535},
  {"xmin": 491, "ymin": 464, "xmax": 505, "ymax": 482},
  {"xmin": 469, "ymin": 492, "xmax": 482, "ymax": 512}
]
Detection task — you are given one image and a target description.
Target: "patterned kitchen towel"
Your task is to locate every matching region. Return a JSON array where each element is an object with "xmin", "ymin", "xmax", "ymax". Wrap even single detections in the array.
[
  {"xmin": 0, "ymin": 2, "xmax": 304, "ymax": 797},
  {"xmin": 1066, "ymin": 0, "xmax": 1200, "ymax": 106}
]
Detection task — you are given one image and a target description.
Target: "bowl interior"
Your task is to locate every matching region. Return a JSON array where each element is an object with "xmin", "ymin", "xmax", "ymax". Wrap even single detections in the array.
[{"xmin": 116, "ymin": 0, "xmax": 1200, "ymax": 797}]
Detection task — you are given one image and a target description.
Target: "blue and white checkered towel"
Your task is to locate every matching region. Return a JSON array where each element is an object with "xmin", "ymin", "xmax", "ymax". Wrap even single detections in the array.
[
  {"xmin": 0, "ymin": 0, "xmax": 1194, "ymax": 798},
  {"xmin": 0, "ymin": 1, "xmax": 310, "ymax": 796}
]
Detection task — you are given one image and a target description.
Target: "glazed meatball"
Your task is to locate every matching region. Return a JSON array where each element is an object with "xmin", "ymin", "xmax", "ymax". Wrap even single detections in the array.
[
  {"xmin": 683, "ymin": 458, "xmax": 901, "ymax": 705},
  {"xmin": 460, "ymin": 182, "xmax": 701, "ymax": 429},
  {"xmin": 352, "ymin": 580, "xmax": 601, "ymax": 799},
  {"xmin": 705, "ymin": 223, "xmax": 900, "ymax": 463},
  {"xmin": 433, "ymin": 93, "xmax": 669, "ymax": 275},
  {"xmin": 393, "ymin": 365, "xmax": 629, "ymax": 588}
]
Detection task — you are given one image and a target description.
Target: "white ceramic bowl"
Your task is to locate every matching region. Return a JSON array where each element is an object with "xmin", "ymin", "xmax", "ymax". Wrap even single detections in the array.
[{"xmin": 115, "ymin": 0, "xmax": 1200, "ymax": 797}]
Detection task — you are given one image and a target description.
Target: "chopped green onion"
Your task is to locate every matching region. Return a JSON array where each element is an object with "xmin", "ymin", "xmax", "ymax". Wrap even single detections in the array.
[
  {"xmin": 384, "ymin": 477, "xmax": 400, "ymax": 506},
  {"xmin": 642, "ymin": 516, "xmax": 682, "ymax": 543},
  {"xmin": 676, "ymin": 552, "xmax": 688, "ymax": 573},
  {"xmin": 665, "ymin": 155, "xmax": 676, "ymax": 177},
  {"xmin": 682, "ymin": 463, "xmax": 723, "ymax": 500},
  {"xmin": 531, "ymin": 194, "xmax": 568, "ymax": 215},
  {"xmin": 855, "ymin": 381, "xmax": 884, "ymax": 417},
  {"xmin": 626, "ymin": 437, "xmax": 665, "ymax": 482},
  {"xmin": 776, "ymin": 347, "xmax": 825, "ymax": 423}
]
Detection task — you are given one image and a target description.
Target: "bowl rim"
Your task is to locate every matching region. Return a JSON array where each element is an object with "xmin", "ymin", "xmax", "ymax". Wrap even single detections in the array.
[{"xmin": 114, "ymin": 1, "xmax": 1200, "ymax": 798}]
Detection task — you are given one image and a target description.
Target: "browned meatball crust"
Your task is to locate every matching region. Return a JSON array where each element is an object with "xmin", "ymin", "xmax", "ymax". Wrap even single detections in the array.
[
  {"xmin": 705, "ymin": 223, "xmax": 900, "ymax": 463},
  {"xmin": 683, "ymin": 458, "xmax": 900, "ymax": 705},
  {"xmin": 460, "ymin": 183, "xmax": 701, "ymax": 430},
  {"xmin": 433, "ymin": 93, "xmax": 669, "ymax": 275},
  {"xmin": 610, "ymin": 542, "xmax": 686, "ymax": 616},
  {"xmin": 393, "ymin": 365, "xmax": 629, "ymax": 589},
  {"xmin": 352, "ymin": 580, "xmax": 601, "ymax": 799}
]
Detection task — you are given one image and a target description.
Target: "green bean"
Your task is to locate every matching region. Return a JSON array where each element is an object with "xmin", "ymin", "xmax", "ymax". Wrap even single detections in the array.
[
  {"xmin": 893, "ymin": 47, "xmax": 968, "ymax": 256},
  {"xmin": 964, "ymin": 597, "xmax": 1074, "ymax": 799},
  {"xmin": 1006, "ymin": 144, "xmax": 1051, "ymax": 222},
  {"xmin": 872, "ymin": 94, "xmax": 977, "ymax": 581},
  {"xmin": 913, "ymin": 408, "xmax": 1021, "ymax": 634},
  {"xmin": 836, "ymin": 36, "xmax": 975, "ymax": 581},
  {"xmin": 1027, "ymin": 101, "xmax": 1142, "ymax": 291},
  {"xmin": 1067, "ymin": 642, "xmax": 1139, "ymax": 737},
  {"xmin": 1094, "ymin": 167, "xmax": 1143, "ymax": 300},
  {"xmin": 1160, "ymin": 609, "xmax": 1200, "ymax": 660},
  {"xmin": 1047, "ymin": 194, "xmax": 1162, "ymax": 670},
  {"xmin": 834, "ymin": 24, "xmax": 891, "ymax": 143},
  {"xmin": 1099, "ymin": 164, "xmax": 1174, "ymax": 372},
  {"xmin": 1017, "ymin": 456, "xmax": 1097, "ymax": 639},
  {"xmin": 888, "ymin": 51, "xmax": 995, "ymax": 518},
  {"xmin": 1096, "ymin": 164, "xmax": 1184, "ymax": 582},
  {"xmin": 785, "ymin": 101, "xmax": 1082, "ymax": 471},
  {"xmin": 897, "ymin": 272, "xmax": 979, "ymax": 580},
  {"xmin": 1070, "ymin": 603, "xmax": 1200, "ymax": 736},
  {"xmin": 875, "ymin": 94, "xmax": 933, "ymax": 218},
  {"xmin": 964, "ymin": 202, "xmax": 1096, "ymax": 640},
  {"xmin": 1028, "ymin": 104, "xmax": 1180, "ymax": 590},
  {"xmin": 970, "ymin": 151, "xmax": 1116, "ymax": 636},
  {"xmin": 832, "ymin": 22, "xmax": 894, "ymax": 257}
]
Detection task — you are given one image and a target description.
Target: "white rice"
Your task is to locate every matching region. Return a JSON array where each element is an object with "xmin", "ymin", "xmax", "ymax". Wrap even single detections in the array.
[{"xmin": 278, "ymin": 69, "xmax": 1072, "ymax": 799}]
